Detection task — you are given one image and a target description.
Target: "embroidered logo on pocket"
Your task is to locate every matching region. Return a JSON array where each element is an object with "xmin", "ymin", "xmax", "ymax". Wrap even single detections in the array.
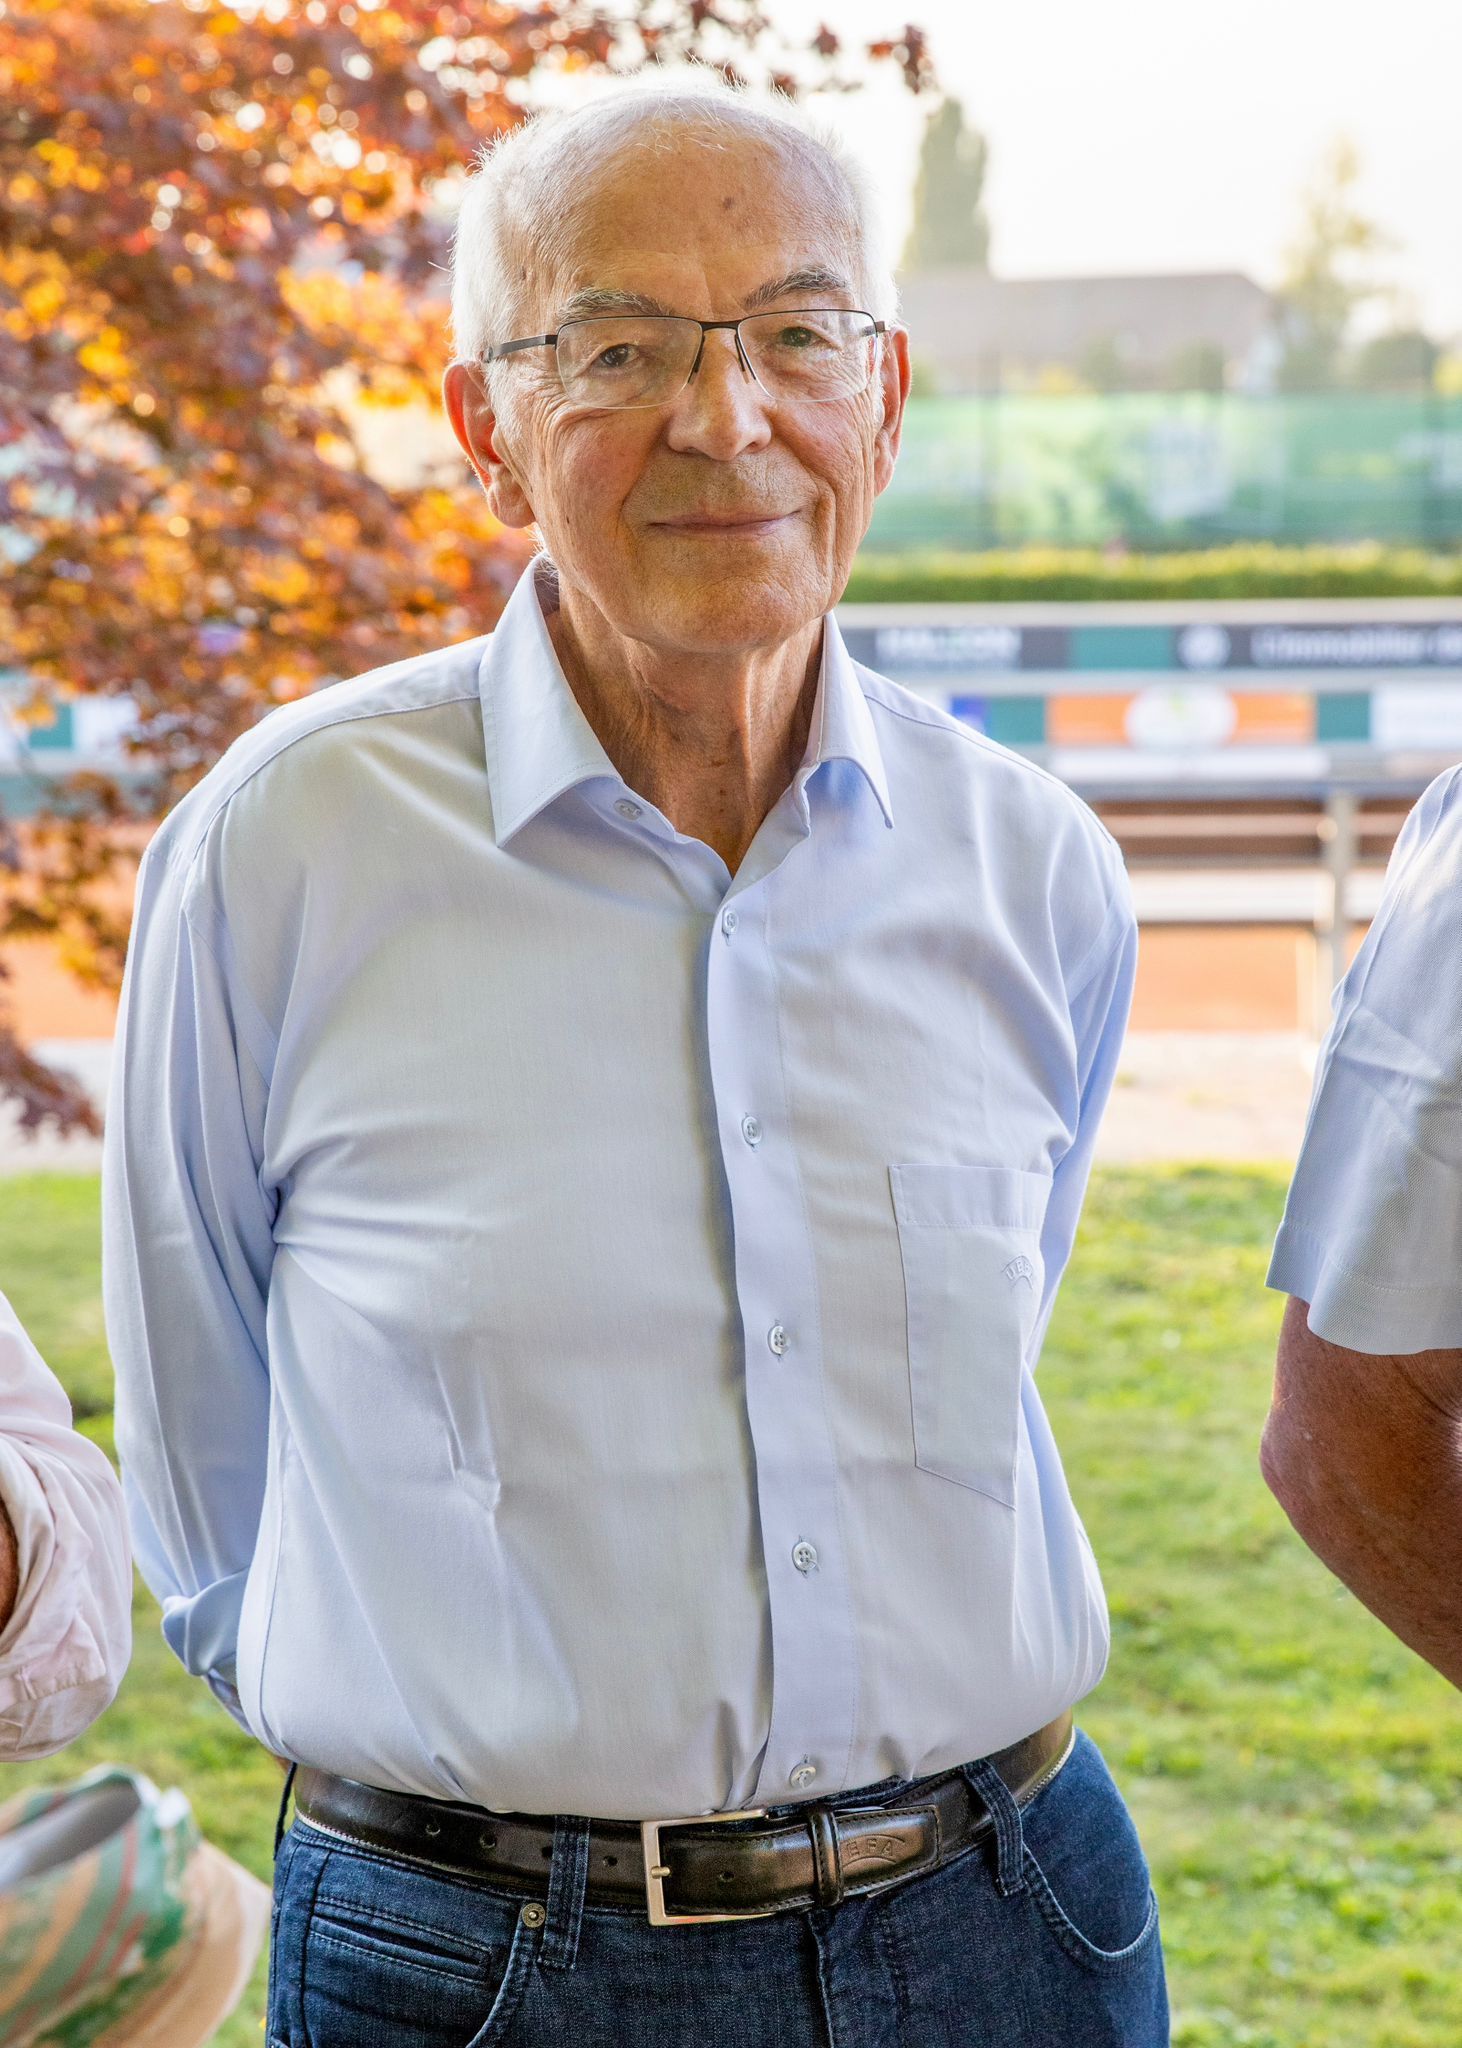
[{"xmin": 1002, "ymin": 1255, "xmax": 1036, "ymax": 1290}]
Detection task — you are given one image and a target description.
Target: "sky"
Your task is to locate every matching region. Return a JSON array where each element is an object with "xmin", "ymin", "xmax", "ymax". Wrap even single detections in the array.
[{"xmin": 783, "ymin": 0, "xmax": 1461, "ymax": 338}]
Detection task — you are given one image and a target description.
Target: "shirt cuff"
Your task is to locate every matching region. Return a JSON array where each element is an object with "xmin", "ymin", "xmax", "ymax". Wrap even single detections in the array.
[
  {"xmin": 159, "ymin": 1576, "xmax": 256, "ymax": 1736},
  {"xmin": 1269, "ymin": 1220, "xmax": 1462, "ymax": 1354},
  {"xmin": 0, "ymin": 1437, "xmax": 48, "ymax": 1651}
]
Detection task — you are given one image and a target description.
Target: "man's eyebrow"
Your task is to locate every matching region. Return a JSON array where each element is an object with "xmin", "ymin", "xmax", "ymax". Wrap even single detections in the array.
[
  {"xmin": 556, "ymin": 287, "xmax": 674, "ymax": 324},
  {"xmin": 743, "ymin": 267, "xmax": 856, "ymax": 310},
  {"xmin": 553, "ymin": 268, "xmax": 858, "ymax": 327}
]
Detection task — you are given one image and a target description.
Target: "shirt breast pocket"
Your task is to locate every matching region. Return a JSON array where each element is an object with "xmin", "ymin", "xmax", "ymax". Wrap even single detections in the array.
[{"xmin": 890, "ymin": 1162, "xmax": 1053, "ymax": 1508}]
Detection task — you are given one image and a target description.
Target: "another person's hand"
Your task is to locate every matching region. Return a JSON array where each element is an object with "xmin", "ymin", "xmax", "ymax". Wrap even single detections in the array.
[{"xmin": 0, "ymin": 1493, "xmax": 18, "ymax": 1633}]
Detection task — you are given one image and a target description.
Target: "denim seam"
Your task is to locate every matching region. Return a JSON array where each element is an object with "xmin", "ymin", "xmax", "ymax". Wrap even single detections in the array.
[
  {"xmin": 310, "ymin": 1899, "xmax": 499, "ymax": 1959},
  {"xmin": 872, "ymin": 1887, "xmax": 913, "ymax": 2036},
  {"xmin": 1023, "ymin": 1859, "xmax": 1161, "ymax": 1977},
  {"xmin": 296, "ymin": 1844, "xmax": 331, "ymax": 2048},
  {"xmin": 308, "ymin": 1929, "xmax": 491, "ymax": 1984}
]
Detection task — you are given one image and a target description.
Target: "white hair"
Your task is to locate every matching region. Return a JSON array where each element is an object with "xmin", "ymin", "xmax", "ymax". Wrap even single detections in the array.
[{"xmin": 448, "ymin": 76, "xmax": 899, "ymax": 377}]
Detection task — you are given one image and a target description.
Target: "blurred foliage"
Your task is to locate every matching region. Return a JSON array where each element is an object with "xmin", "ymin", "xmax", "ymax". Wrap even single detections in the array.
[
  {"xmin": 1276, "ymin": 139, "xmax": 1386, "ymax": 392},
  {"xmin": 901, "ymin": 92, "xmax": 988, "ymax": 273},
  {"xmin": 844, "ymin": 542, "xmax": 1462, "ymax": 604},
  {"xmin": 0, "ymin": 0, "xmax": 933, "ymax": 1131},
  {"xmin": 1350, "ymin": 328, "xmax": 1442, "ymax": 396}
]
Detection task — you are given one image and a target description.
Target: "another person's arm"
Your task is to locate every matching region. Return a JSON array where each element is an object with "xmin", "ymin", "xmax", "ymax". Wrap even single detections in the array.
[
  {"xmin": 102, "ymin": 824, "xmax": 276, "ymax": 1733},
  {"xmin": 1262, "ymin": 1300, "xmax": 1462, "ymax": 1689},
  {"xmin": 1264, "ymin": 765, "xmax": 1462, "ymax": 1688},
  {"xmin": 0, "ymin": 1292, "xmax": 132, "ymax": 1757},
  {"xmin": 0, "ymin": 1495, "xmax": 16, "ymax": 1633}
]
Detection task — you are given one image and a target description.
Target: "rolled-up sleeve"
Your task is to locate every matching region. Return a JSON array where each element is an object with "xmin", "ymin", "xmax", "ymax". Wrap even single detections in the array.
[
  {"xmin": 1268, "ymin": 765, "xmax": 1462, "ymax": 1352},
  {"xmin": 102, "ymin": 826, "xmax": 277, "ymax": 1729},
  {"xmin": 0, "ymin": 1294, "xmax": 132, "ymax": 1759}
]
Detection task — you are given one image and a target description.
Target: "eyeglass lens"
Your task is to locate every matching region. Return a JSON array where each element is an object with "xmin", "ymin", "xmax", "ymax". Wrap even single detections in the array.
[{"xmin": 554, "ymin": 311, "xmax": 877, "ymax": 408}]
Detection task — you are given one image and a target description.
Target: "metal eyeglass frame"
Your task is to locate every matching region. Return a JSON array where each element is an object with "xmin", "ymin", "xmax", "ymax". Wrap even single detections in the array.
[{"xmin": 482, "ymin": 309, "xmax": 888, "ymax": 406}]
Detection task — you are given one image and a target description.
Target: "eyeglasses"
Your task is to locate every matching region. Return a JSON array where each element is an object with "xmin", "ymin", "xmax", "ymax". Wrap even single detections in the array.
[{"xmin": 483, "ymin": 309, "xmax": 887, "ymax": 410}]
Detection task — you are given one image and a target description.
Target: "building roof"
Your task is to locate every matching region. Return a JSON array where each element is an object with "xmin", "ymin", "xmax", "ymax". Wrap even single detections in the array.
[{"xmin": 897, "ymin": 268, "xmax": 1278, "ymax": 387}]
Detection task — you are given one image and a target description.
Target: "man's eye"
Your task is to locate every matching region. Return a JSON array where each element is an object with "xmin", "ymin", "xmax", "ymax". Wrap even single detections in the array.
[
  {"xmin": 593, "ymin": 343, "xmax": 639, "ymax": 371},
  {"xmin": 773, "ymin": 325, "xmax": 836, "ymax": 351}
]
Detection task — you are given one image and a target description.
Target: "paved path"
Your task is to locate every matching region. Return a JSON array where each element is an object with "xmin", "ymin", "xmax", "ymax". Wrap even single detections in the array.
[{"xmin": 2, "ymin": 1033, "xmax": 1316, "ymax": 1177}]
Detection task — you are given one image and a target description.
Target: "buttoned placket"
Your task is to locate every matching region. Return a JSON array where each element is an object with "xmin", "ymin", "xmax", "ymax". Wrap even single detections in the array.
[{"xmin": 702, "ymin": 785, "xmax": 860, "ymax": 1806}]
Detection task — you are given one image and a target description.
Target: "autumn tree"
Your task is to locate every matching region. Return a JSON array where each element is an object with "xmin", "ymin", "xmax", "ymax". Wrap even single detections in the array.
[{"xmin": 0, "ymin": 0, "xmax": 932, "ymax": 1133}]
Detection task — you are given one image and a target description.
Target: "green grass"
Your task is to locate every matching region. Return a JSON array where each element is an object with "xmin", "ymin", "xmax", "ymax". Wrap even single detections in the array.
[{"xmin": 4, "ymin": 1168, "xmax": 1461, "ymax": 2046}]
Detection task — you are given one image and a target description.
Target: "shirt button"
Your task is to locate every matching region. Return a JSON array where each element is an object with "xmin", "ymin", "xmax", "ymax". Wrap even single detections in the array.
[
  {"xmin": 740, "ymin": 1114, "xmax": 762, "ymax": 1147},
  {"xmin": 767, "ymin": 1323, "xmax": 789, "ymax": 1356},
  {"xmin": 721, "ymin": 908, "xmax": 739, "ymax": 936},
  {"xmin": 789, "ymin": 1760, "xmax": 818, "ymax": 1790},
  {"xmin": 792, "ymin": 1540, "xmax": 819, "ymax": 1574},
  {"xmin": 614, "ymin": 798, "xmax": 642, "ymax": 820}
]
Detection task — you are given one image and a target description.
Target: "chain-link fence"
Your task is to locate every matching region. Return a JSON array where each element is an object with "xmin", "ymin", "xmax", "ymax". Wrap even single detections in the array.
[{"xmin": 867, "ymin": 395, "xmax": 1462, "ymax": 551}]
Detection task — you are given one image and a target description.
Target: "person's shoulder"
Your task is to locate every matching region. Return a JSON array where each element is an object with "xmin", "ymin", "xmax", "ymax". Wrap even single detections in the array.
[
  {"xmin": 1397, "ymin": 761, "xmax": 1462, "ymax": 856},
  {"xmin": 1361, "ymin": 762, "xmax": 1462, "ymax": 952},
  {"xmin": 145, "ymin": 634, "xmax": 492, "ymax": 876},
  {"xmin": 855, "ymin": 660, "xmax": 1123, "ymax": 870}
]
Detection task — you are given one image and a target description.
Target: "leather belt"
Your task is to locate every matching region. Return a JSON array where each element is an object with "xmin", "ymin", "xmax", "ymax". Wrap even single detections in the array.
[{"xmin": 292, "ymin": 1708, "xmax": 1075, "ymax": 1927}]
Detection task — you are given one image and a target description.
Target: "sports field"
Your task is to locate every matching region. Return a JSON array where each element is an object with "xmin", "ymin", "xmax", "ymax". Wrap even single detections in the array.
[{"xmin": 4, "ymin": 1169, "xmax": 1460, "ymax": 2048}]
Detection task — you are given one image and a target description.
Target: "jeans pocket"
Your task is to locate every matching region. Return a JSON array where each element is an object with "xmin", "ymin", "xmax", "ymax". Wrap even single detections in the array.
[
  {"xmin": 299, "ymin": 1845, "xmax": 537, "ymax": 2047},
  {"xmin": 1023, "ymin": 1853, "xmax": 1161, "ymax": 1976},
  {"xmin": 1017, "ymin": 1731, "xmax": 1163, "ymax": 1978},
  {"xmin": 890, "ymin": 1163, "xmax": 1051, "ymax": 1505}
]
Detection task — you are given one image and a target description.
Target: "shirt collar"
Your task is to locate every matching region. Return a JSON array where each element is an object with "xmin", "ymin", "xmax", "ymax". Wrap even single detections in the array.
[
  {"xmin": 479, "ymin": 559, "xmax": 618, "ymax": 846},
  {"xmin": 479, "ymin": 559, "xmax": 894, "ymax": 845},
  {"xmin": 802, "ymin": 611, "xmax": 895, "ymax": 830}
]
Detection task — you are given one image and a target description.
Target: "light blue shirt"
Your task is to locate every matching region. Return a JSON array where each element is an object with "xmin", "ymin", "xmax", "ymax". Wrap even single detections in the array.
[
  {"xmin": 1269, "ymin": 765, "xmax": 1462, "ymax": 1353},
  {"xmin": 103, "ymin": 560, "xmax": 1136, "ymax": 1821}
]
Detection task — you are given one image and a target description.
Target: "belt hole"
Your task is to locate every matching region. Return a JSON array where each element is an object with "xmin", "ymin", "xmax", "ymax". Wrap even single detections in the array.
[
  {"xmin": 603, "ymin": 1855, "xmax": 618, "ymax": 1867},
  {"xmin": 479, "ymin": 1833, "xmax": 495, "ymax": 1851},
  {"xmin": 540, "ymin": 1845, "xmax": 553, "ymax": 1858},
  {"xmin": 719, "ymin": 1870, "xmax": 733, "ymax": 1883},
  {"xmin": 424, "ymin": 1821, "xmax": 441, "ymax": 1837}
]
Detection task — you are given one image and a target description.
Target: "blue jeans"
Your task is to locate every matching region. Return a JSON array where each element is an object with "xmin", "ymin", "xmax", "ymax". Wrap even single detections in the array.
[{"xmin": 267, "ymin": 1727, "xmax": 1168, "ymax": 2046}]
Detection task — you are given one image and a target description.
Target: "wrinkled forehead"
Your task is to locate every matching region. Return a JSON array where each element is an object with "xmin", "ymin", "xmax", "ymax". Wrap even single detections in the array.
[{"xmin": 517, "ymin": 125, "xmax": 864, "ymax": 327}]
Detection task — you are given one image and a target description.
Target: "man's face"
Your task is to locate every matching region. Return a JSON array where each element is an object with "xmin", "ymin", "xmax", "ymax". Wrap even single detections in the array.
[{"xmin": 445, "ymin": 130, "xmax": 910, "ymax": 658}]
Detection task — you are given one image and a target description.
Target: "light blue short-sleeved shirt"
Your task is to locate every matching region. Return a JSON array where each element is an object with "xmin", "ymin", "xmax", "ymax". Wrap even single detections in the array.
[
  {"xmin": 104, "ymin": 560, "xmax": 1136, "ymax": 1820},
  {"xmin": 1269, "ymin": 765, "xmax": 1462, "ymax": 1353}
]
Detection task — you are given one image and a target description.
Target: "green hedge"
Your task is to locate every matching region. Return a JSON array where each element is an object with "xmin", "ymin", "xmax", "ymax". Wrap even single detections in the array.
[{"xmin": 844, "ymin": 543, "xmax": 1462, "ymax": 604}]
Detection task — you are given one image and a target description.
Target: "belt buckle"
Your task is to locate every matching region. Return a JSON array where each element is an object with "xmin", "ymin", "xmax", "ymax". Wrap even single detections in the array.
[{"xmin": 640, "ymin": 1807, "xmax": 778, "ymax": 1927}]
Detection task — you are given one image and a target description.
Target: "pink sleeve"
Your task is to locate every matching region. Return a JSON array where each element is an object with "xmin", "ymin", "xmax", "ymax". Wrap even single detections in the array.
[{"xmin": 0, "ymin": 1290, "xmax": 132, "ymax": 1758}]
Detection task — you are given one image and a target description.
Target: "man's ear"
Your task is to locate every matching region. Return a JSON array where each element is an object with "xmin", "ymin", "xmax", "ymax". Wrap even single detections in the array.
[
  {"xmin": 442, "ymin": 360, "xmax": 536, "ymax": 529},
  {"xmin": 871, "ymin": 325, "xmax": 911, "ymax": 498}
]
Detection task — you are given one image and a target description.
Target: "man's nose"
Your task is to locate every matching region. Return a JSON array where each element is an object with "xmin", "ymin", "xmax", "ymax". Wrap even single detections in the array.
[{"xmin": 662, "ymin": 328, "xmax": 774, "ymax": 459}]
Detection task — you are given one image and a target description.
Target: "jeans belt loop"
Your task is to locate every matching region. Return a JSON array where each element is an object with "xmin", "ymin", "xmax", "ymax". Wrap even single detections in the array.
[
  {"xmin": 538, "ymin": 1814, "xmax": 592, "ymax": 1971},
  {"xmin": 962, "ymin": 1754, "xmax": 1028, "ymax": 1898}
]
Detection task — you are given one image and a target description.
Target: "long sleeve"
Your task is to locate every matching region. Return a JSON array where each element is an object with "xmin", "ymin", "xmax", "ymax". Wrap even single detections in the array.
[
  {"xmin": 102, "ymin": 828, "xmax": 277, "ymax": 1729},
  {"xmin": 0, "ymin": 1293, "xmax": 132, "ymax": 1759},
  {"xmin": 1031, "ymin": 856, "xmax": 1139, "ymax": 1363}
]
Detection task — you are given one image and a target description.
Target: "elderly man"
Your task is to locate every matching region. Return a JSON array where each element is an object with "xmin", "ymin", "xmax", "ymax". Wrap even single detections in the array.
[
  {"xmin": 104, "ymin": 86, "xmax": 1164, "ymax": 2047},
  {"xmin": 0, "ymin": 1290, "xmax": 130, "ymax": 1758},
  {"xmin": 1264, "ymin": 766, "xmax": 1462, "ymax": 1691}
]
